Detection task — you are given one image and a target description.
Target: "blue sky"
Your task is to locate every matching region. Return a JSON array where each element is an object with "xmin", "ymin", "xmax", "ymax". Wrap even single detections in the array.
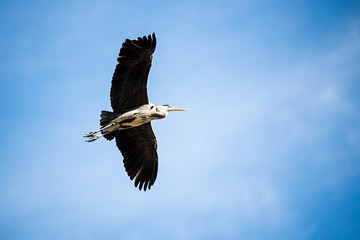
[{"xmin": 1, "ymin": 0, "xmax": 360, "ymax": 239}]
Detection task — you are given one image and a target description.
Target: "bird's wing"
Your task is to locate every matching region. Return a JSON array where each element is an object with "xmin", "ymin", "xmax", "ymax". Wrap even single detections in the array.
[
  {"xmin": 115, "ymin": 122, "xmax": 158, "ymax": 191},
  {"xmin": 111, "ymin": 33, "xmax": 157, "ymax": 113}
]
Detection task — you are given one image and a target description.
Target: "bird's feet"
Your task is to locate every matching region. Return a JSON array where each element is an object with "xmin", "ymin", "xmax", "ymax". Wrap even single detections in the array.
[
  {"xmin": 84, "ymin": 135, "xmax": 101, "ymax": 142},
  {"xmin": 83, "ymin": 131, "xmax": 102, "ymax": 142},
  {"xmin": 83, "ymin": 132, "xmax": 95, "ymax": 138}
]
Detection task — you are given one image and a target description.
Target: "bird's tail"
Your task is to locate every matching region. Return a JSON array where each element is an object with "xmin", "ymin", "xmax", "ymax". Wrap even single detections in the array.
[
  {"xmin": 83, "ymin": 111, "xmax": 119, "ymax": 142},
  {"xmin": 100, "ymin": 110, "xmax": 118, "ymax": 127},
  {"xmin": 100, "ymin": 111, "xmax": 119, "ymax": 141}
]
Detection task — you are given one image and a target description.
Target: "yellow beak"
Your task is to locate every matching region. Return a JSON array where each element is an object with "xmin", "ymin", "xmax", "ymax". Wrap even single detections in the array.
[{"xmin": 169, "ymin": 107, "xmax": 188, "ymax": 111}]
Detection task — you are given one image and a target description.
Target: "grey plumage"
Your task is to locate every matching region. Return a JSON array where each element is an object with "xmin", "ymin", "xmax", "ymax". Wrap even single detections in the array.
[{"xmin": 84, "ymin": 33, "xmax": 186, "ymax": 191}]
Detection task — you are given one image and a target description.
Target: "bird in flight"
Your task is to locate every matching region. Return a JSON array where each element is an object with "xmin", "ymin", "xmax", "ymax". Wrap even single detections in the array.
[{"xmin": 84, "ymin": 33, "xmax": 187, "ymax": 191}]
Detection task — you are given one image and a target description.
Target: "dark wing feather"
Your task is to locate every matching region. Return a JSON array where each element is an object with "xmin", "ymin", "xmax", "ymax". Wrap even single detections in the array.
[
  {"xmin": 115, "ymin": 122, "xmax": 158, "ymax": 191},
  {"xmin": 111, "ymin": 33, "xmax": 157, "ymax": 113}
]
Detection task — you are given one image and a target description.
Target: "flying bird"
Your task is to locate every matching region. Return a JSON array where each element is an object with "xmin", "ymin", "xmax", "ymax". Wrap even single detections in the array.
[{"xmin": 84, "ymin": 33, "xmax": 187, "ymax": 191}]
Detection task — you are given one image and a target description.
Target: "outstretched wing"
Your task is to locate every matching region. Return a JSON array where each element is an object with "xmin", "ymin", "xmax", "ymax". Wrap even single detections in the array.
[
  {"xmin": 115, "ymin": 123, "xmax": 158, "ymax": 191},
  {"xmin": 111, "ymin": 33, "xmax": 157, "ymax": 113}
]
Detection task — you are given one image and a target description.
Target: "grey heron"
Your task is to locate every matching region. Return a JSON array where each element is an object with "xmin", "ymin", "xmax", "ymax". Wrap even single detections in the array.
[{"xmin": 84, "ymin": 33, "xmax": 187, "ymax": 191}]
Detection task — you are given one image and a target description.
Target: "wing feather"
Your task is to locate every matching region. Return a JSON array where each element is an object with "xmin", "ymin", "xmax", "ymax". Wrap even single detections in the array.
[
  {"xmin": 111, "ymin": 33, "xmax": 156, "ymax": 113},
  {"xmin": 115, "ymin": 123, "xmax": 158, "ymax": 191}
]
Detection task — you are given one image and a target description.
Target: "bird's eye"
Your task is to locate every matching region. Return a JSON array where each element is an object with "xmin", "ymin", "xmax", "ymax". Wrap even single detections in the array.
[{"xmin": 150, "ymin": 106, "xmax": 154, "ymax": 109}]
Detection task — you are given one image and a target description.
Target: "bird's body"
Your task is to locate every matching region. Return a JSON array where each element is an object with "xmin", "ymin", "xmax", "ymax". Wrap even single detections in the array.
[
  {"xmin": 102, "ymin": 104, "xmax": 160, "ymax": 132},
  {"xmin": 85, "ymin": 103, "xmax": 176, "ymax": 140},
  {"xmin": 84, "ymin": 33, "xmax": 186, "ymax": 191}
]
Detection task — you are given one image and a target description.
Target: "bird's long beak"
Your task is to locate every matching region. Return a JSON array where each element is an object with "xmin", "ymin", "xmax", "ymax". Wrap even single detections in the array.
[{"xmin": 169, "ymin": 107, "xmax": 188, "ymax": 111}]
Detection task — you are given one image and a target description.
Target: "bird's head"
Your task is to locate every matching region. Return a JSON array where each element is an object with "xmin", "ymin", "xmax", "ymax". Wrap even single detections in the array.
[{"xmin": 157, "ymin": 104, "xmax": 187, "ymax": 113}]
